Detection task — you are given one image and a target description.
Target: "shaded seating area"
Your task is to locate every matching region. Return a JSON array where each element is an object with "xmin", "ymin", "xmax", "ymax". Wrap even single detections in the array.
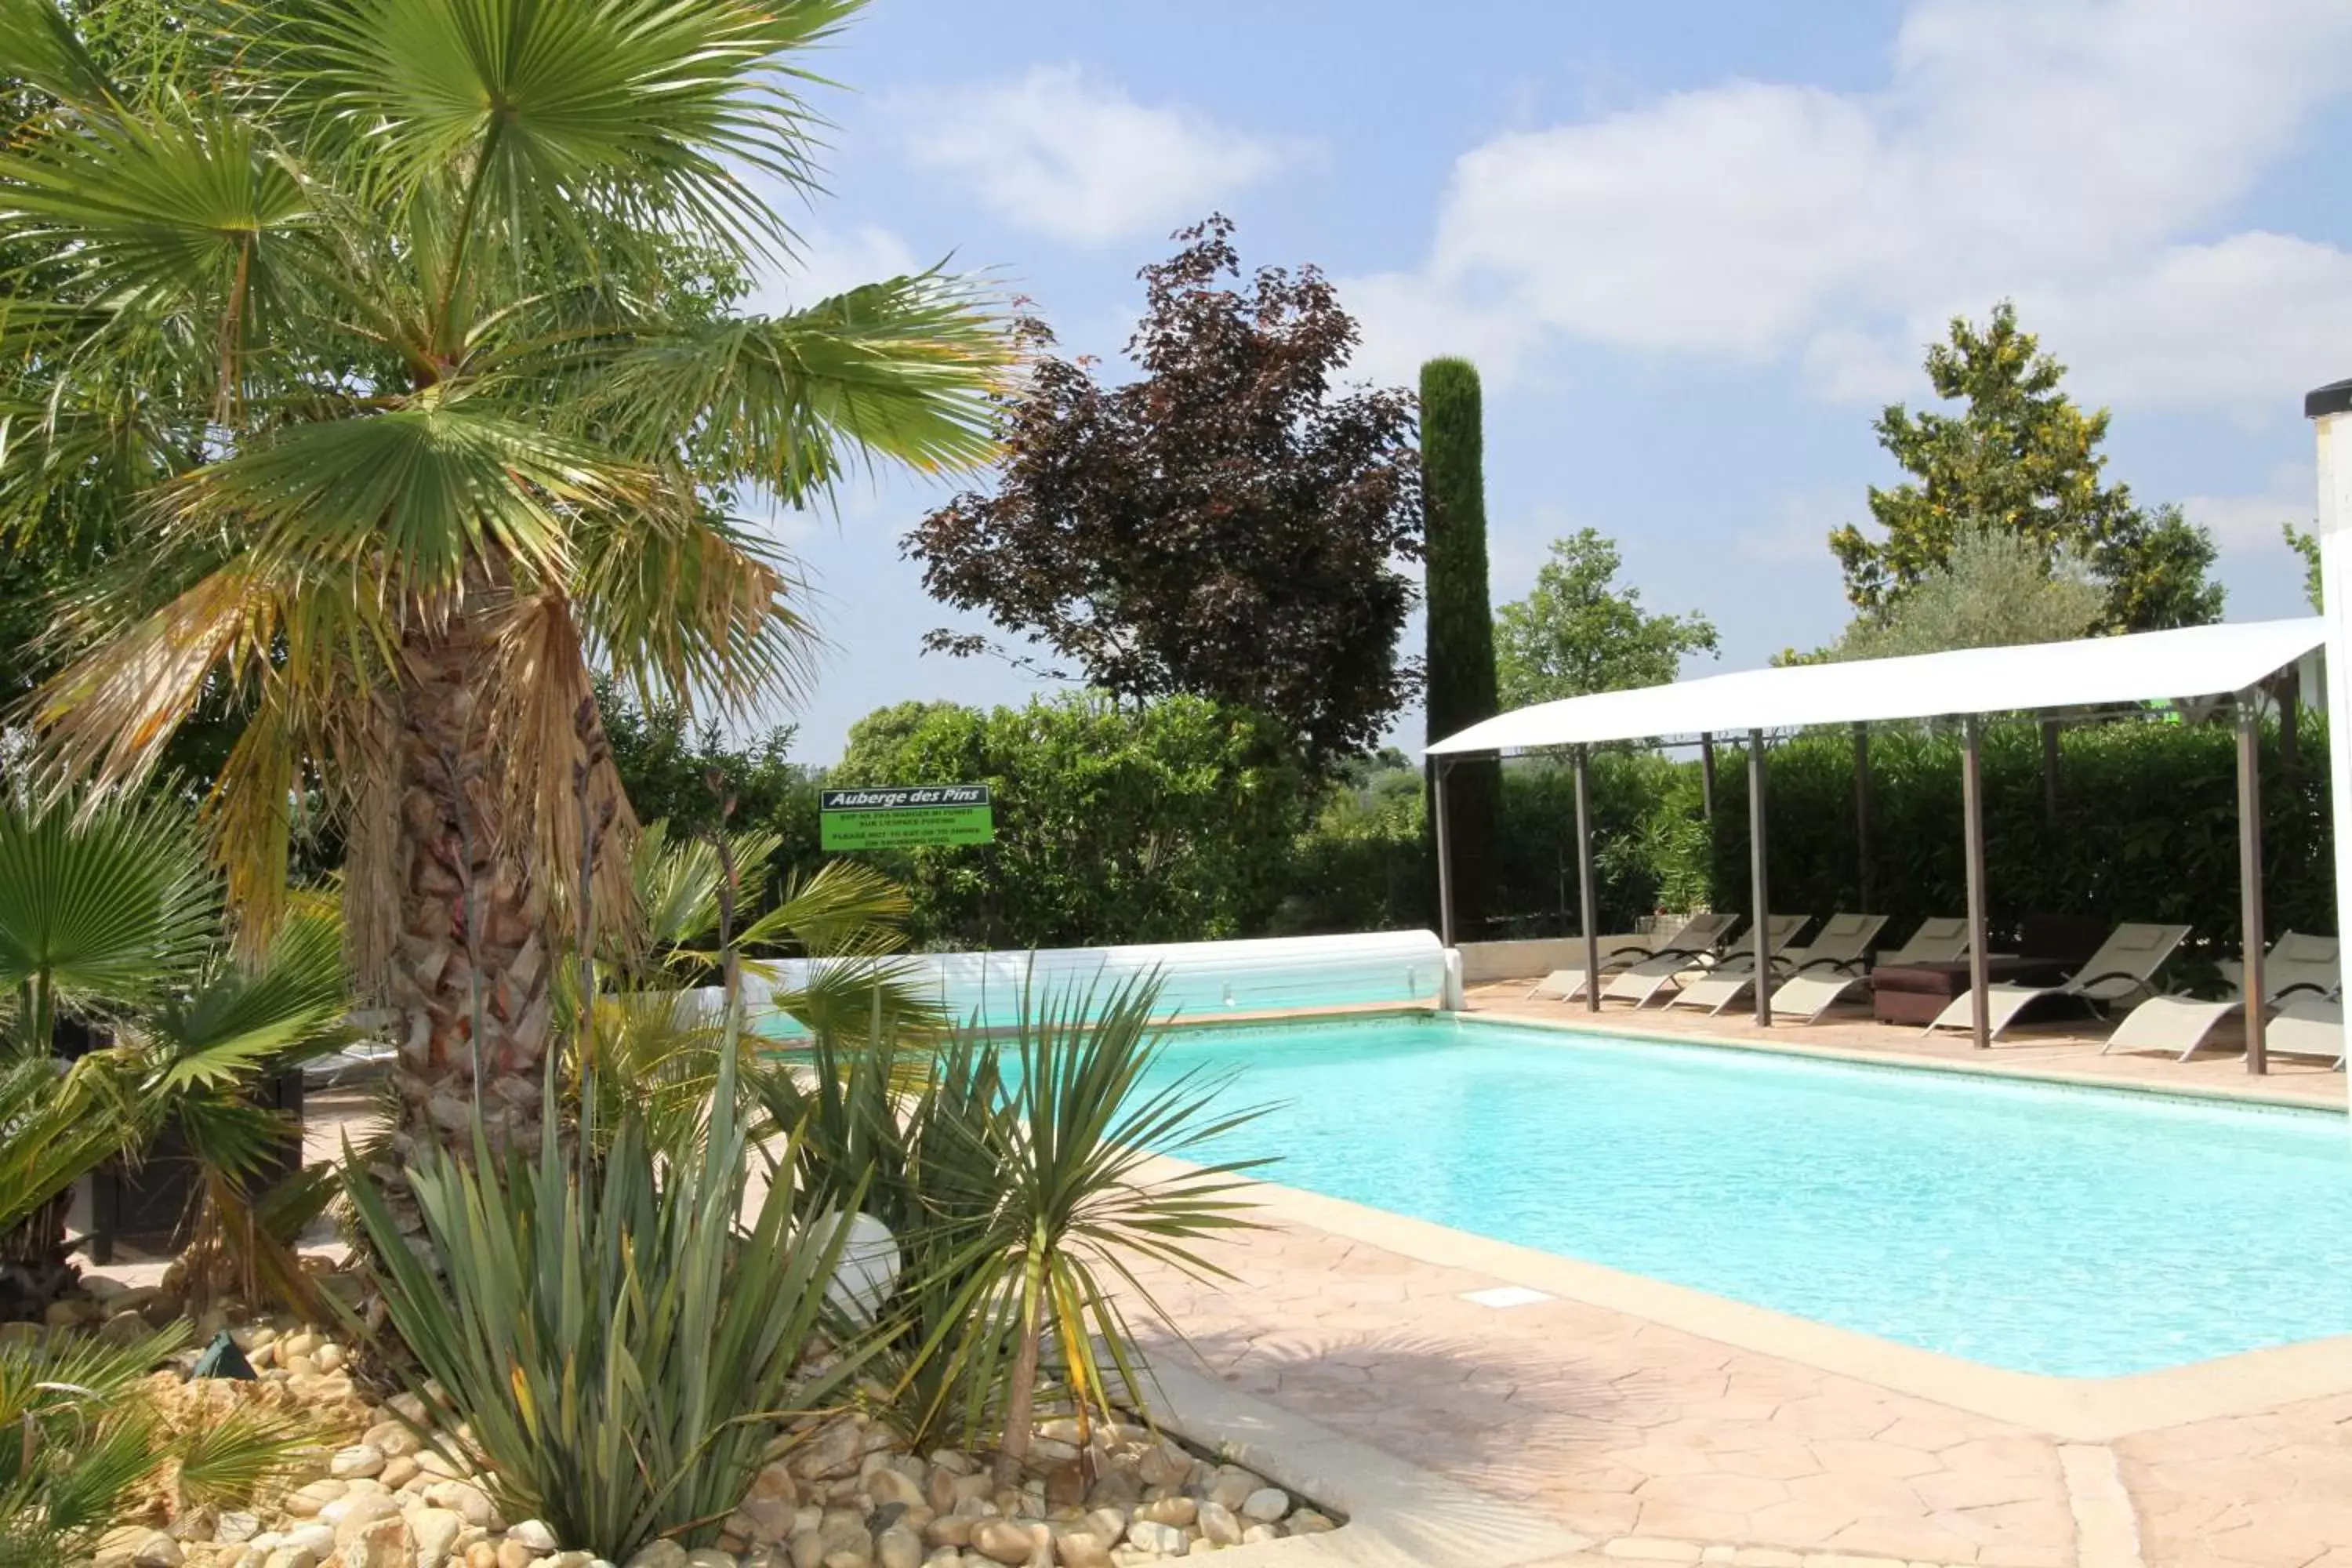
[
  {"xmin": 2102, "ymin": 932, "xmax": 2340, "ymax": 1062},
  {"xmin": 1427, "ymin": 616, "xmax": 2332, "ymax": 1073},
  {"xmin": 1923, "ymin": 923, "xmax": 2190, "ymax": 1041},
  {"xmin": 1525, "ymin": 910, "xmax": 1739, "ymax": 1001}
]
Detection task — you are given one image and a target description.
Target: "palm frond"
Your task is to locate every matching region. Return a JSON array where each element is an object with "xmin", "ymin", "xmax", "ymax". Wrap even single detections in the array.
[{"xmin": 593, "ymin": 274, "xmax": 1012, "ymax": 492}]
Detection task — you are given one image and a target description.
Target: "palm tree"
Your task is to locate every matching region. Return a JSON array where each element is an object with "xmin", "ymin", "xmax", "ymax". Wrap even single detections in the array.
[{"xmin": 0, "ymin": 0, "xmax": 1008, "ymax": 1174}]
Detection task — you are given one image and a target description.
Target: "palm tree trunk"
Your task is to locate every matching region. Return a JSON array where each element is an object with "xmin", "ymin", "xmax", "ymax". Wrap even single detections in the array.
[
  {"xmin": 379, "ymin": 605, "xmax": 556, "ymax": 1183},
  {"xmin": 994, "ymin": 1250, "xmax": 1046, "ymax": 1488}
]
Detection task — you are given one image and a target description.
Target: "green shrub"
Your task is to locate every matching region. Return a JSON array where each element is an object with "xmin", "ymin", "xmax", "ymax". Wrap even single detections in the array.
[
  {"xmin": 760, "ymin": 975, "xmax": 1266, "ymax": 1482},
  {"xmin": 830, "ymin": 695, "xmax": 1312, "ymax": 948},
  {"xmin": 1704, "ymin": 717, "xmax": 2329, "ymax": 947},
  {"xmin": 346, "ymin": 1044, "xmax": 864, "ymax": 1561}
]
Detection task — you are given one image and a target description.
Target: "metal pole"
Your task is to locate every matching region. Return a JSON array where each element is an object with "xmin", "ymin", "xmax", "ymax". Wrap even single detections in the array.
[
  {"xmin": 1434, "ymin": 757, "xmax": 1457, "ymax": 949},
  {"xmin": 2304, "ymin": 379, "xmax": 2352, "ymax": 1121},
  {"xmin": 1853, "ymin": 722, "xmax": 1872, "ymax": 913},
  {"xmin": 1748, "ymin": 729, "xmax": 1771, "ymax": 1028},
  {"xmin": 1700, "ymin": 734, "xmax": 1717, "ymax": 821},
  {"xmin": 2238, "ymin": 689, "xmax": 2267, "ymax": 1075},
  {"xmin": 2041, "ymin": 719, "xmax": 2061, "ymax": 830},
  {"xmin": 1962, "ymin": 717, "xmax": 1992, "ymax": 1051},
  {"xmin": 1573, "ymin": 746, "xmax": 1602, "ymax": 1014}
]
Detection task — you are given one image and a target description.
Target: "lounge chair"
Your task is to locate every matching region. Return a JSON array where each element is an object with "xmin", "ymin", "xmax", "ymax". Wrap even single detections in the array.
[
  {"xmin": 1526, "ymin": 911, "xmax": 1740, "ymax": 1002},
  {"xmin": 2266, "ymin": 996, "xmax": 2347, "ymax": 1069},
  {"xmin": 1769, "ymin": 915, "xmax": 1967, "ymax": 1023},
  {"xmin": 1648, "ymin": 914, "xmax": 1813, "ymax": 1012},
  {"xmin": 1924, "ymin": 923, "xmax": 2190, "ymax": 1041},
  {"xmin": 2100, "ymin": 932, "xmax": 2339, "ymax": 1062}
]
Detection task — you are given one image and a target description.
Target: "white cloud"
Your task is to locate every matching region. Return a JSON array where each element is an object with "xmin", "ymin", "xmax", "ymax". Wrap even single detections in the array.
[
  {"xmin": 1346, "ymin": 0, "xmax": 2352, "ymax": 412},
  {"xmin": 891, "ymin": 66, "xmax": 1301, "ymax": 245},
  {"xmin": 750, "ymin": 223, "xmax": 923, "ymax": 314},
  {"xmin": 2180, "ymin": 463, "xmax": 2317, "ymax": 551}
]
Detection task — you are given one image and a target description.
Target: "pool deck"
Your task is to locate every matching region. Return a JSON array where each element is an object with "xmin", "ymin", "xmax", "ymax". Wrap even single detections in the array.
[{"xmin": 1117, "ymin": 989, "xmax": 2352, "ymax": 1568}]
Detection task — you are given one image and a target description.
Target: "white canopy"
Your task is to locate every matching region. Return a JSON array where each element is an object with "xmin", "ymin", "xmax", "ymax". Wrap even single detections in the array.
[{"xmin": 1428, "ymin": 617, "xmax": 2326, "ymax": 756}]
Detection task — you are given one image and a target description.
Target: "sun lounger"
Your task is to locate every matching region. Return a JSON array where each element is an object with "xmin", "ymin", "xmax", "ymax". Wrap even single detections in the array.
[
  {"xmin": 1653, "ymin": 914, "xmax": 1813, "ymax": 1013},
  {"xmin": 1924, "ymin": 923, "xmax": 2190, "ymax": 1041},
  {"xmin": 2265, "ymin": 995, "xmax": 2347, "ymax": 1069},
  {"xmin": 1769, "ymin": 915, "xmax": 1967, "ymax": 1023},
  {"xmin": 1526, "ymin": 911, "xmax": 1740, "ymax": 1001},
  {"xmin": 2100, "ymin": 932, "xmax": 2339, "ymax": 1062}
]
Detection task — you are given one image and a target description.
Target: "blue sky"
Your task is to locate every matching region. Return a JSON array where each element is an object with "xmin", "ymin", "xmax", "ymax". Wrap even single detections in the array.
[{"xmin": 747, "ymin": 0, "xmax": 2352, "ymax": 761}]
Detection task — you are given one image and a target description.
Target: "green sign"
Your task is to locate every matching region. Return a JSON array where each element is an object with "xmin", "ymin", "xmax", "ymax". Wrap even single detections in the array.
[{"xmin": 820, "ymin": 784, "xmax": 994, "ymax": 850}]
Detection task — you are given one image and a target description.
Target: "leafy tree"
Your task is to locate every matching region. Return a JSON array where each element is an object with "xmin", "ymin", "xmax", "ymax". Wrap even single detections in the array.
[
  {"xmin": 0, "ymin": 0, "xmax": 1007, "ymax": 1184},
  {"xmin": 1419, "ymin": 356, "xmax": 1499, "ymax": 934},
  {"xmin": 2285, "ymin": 522, "xmax": 2324, "ymax": 612},
  {"xmin": 1829, "ymin": 303, "xmax": 2223, "ymax": 631},
  {"xmin": 1830, "ymin": 526, "xmax": 2104, "ymax": 659},
  {"xmin": 1495, "ymin": 528, "xmax": 1719, "ymax": 705},
  {"xmin": 599, "ymin": 681, "xmax": 820, "ymax": 898},
  {"xmin": 906, "ymin": 216, "xmax": 1422, "ymax": 770},
  {"xmin": 829, "ymin": 693, "xmax": 1311, "ymax": 948}
]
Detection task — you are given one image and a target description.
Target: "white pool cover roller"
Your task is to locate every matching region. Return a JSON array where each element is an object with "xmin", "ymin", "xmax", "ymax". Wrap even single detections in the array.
[{"xmin": 746, "ymin": 929, "xmax": 1448, "ymax": 1035}]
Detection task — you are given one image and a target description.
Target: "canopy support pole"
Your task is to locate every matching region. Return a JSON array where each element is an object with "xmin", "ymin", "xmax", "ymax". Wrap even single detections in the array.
[
  {"xmin": 2041, "ymin": 720, "xmax": 2061, "ymax": 829},
  {"xmin": 1700, "ymin": 734, "xmax": 1717, "ymax": 821},
  {"xmin": 2238, "ymin": 688, "xmax": 2268, "ymax": 1075},
  {"xmin": 1853, "ymin": 722, "xmax": 1872, "ymax": 914},
  {"xmin": 1434, "ymin": 757, "xmax": 1457, "ymax": 949},
  {"xmin": 1748, "ymin": 729, "xmax": 1772, "ymax": 1028},
  {"xmin": 1962, "ymin": 717, "xmax": 1991, "ymax": 1051},
  {"xmin": 1573, "ymin": 745, "xmax": 1602, "ymax": 1014}
]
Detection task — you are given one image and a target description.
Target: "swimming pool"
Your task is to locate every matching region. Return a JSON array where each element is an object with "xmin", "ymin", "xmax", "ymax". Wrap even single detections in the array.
[{"xmin": 1141, "ymin": 1015, "xmax": 2352, "ymax": 1377}]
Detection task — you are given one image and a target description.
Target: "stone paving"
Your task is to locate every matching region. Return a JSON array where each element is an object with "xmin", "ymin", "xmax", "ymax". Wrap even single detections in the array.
[
  {"xmin": 1128, "ymin": 1220, "xmax": 2081, "ymax": 1567},
  {"xmin": 2115, "ymin": 1392, "xmax": 2352, "ymax": 1568}
]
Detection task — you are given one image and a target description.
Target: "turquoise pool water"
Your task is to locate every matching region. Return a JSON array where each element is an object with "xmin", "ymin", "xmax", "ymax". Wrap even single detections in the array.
[{"xmin": 1141, "ymin": 1016, "xmax": 2352, "ymax": 1377}]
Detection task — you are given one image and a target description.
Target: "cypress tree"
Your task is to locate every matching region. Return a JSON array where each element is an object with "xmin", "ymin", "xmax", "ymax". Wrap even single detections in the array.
[{"xmin": 1420, "ymin": 357, "xmax": 1500, "ymax": 939}]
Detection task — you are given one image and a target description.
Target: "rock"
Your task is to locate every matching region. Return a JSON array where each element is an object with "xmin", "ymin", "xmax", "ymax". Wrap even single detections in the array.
[
  {"xmin": 1134, "ymin": 1446, "xmax": 1189, "ymax": 1492},
  {"xmin": 681, "ymin": 1552, "xmax": 732, "ymax": 1568},
  {"xmin": 731, "ymin": 1501, "xmax": 797, "ymax": 1544},
  {"xmin": 315, "ymin": 1344, "xmax": 347, "ymax": 1373},
  {"xmin": 1131, "ymin": 1500, "xmax": 1192, "ymax": 1530},
  {"xmin": 969, "ymin": 1521, "xmax": 1033, "ymax": 1566},
  {"xmin": 749, "ymin": 1462, "xmax": 799, "ymax": 1504},
  {"xmin": 919, "ymin": 1516, "xmax": 970, "ymax": 1551},
  {"xmin": 818, "ymin": 1556, "xmax": 866, "ymax": 1568},
  {"xmin": 1082, "ymin": 1471, "xmax": 1139, "ymax": 1512},
  {"xmin": 927, "ymin": 1451, "xmax": 976, "ymax": 1477},
  {"xmin": 531, "ymin": 1555, "xmax": 594, "ymax": 1568},
  {"xmin": 285, "ymin": 1527, "xmax": 338, "ymax": 1562},
  {"xmin": 423, "ymin": 1484, "xmax": 496, "ymax": 1530},
  {"xmin": 1198, "ymin": 1474, "xmax": 1251, "ymax": 1515},
  {"xmin": 464, "ymin": 1548, "xmax": 499, "ymax": 1568},
  {"xmin": 262, "ymin": 1551, "xmax": 319, "ymax": 1568},
  {"xmin": 414, "ymin": 1451, "xmax": 463, "ymax": 1482},
  {"xmin": 43, "ymin": 1297, "xmax": 96, "ymax": 1328},
  {"xmin": 495, "ymin": 1546, "xmax": 533, "ymax": 1568},
  {"xmin": 134, "ymin": 1531, "xmax": 187, "ymax": 1568},
  {"xmin": 379, "ymin": 1457, "xmax": 421, "ymax": 1491},
  {"xmin": 100, "ymin": 1308, "xmax": 158, "ymax": 1345},
  {"xmin": 1122, "ymin": 1522, "xmax": 1185, "ymax": 1558},
  {"xmin": 1192, "ymin": 1505, "xmax": 1237, "ymax": 1549},
  {"xmin": 785, "ymin": 1533, "xmax": 824, "ymax": 1568},
  {"xmin": 339, "ymin": 1518, "xmax": 411, "ymax": 1568},
  {"xmin": 217, "ymin": 1515, "xmax": 265, "ymax": 1547},
  {"xmin": 788, "ymin": 1421, "xmax": 865, "ymax": 1483},
  {"xmin": 1283, "ymin": 1510, "xmax": 1333, "ymax": 1534},
  {"xmin": 332, "ymin": 1446, "xmax": 389, "ymax": 1480},
  {"xmin": 506, "ymin": 1525, "xmax": 558, "ymax": 1555},
  {"xmin": 622, "ymin": 1545, "xmax": 684, "ymax": 1568},
  {"xmin": 1238, "ymin": 1526, "xmax": 1275, "ymax": 1546},
  {"xmin": 363, "ymin": 1422, "xmax": 421, "ymax": 1459},
  {"xmin": 406, "ymin": 1509, "xmax": 465, "ymax": 1568},
  {"xmin": 1041, "ymin": 1464, "xmax": 1087, "ymax": 1512},
  {"xmin": 1051, "ymin": 1528, "xmax": 1112, "ymax": 1568},
  {"xmin": 328, "ymin": 1498, "xmax": 403, "ymax": 1542},
  {"xmin": 863, "ymin": 1469, "xmax": 924, "ymax": 1511},
  {"xmin": 1236, "ymin": 1490, "xmax": 1286, "ymax": 1525},
  {"xmin": 873, "ymin": 1530, "xmax": 923, "ymax": 1568}
]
